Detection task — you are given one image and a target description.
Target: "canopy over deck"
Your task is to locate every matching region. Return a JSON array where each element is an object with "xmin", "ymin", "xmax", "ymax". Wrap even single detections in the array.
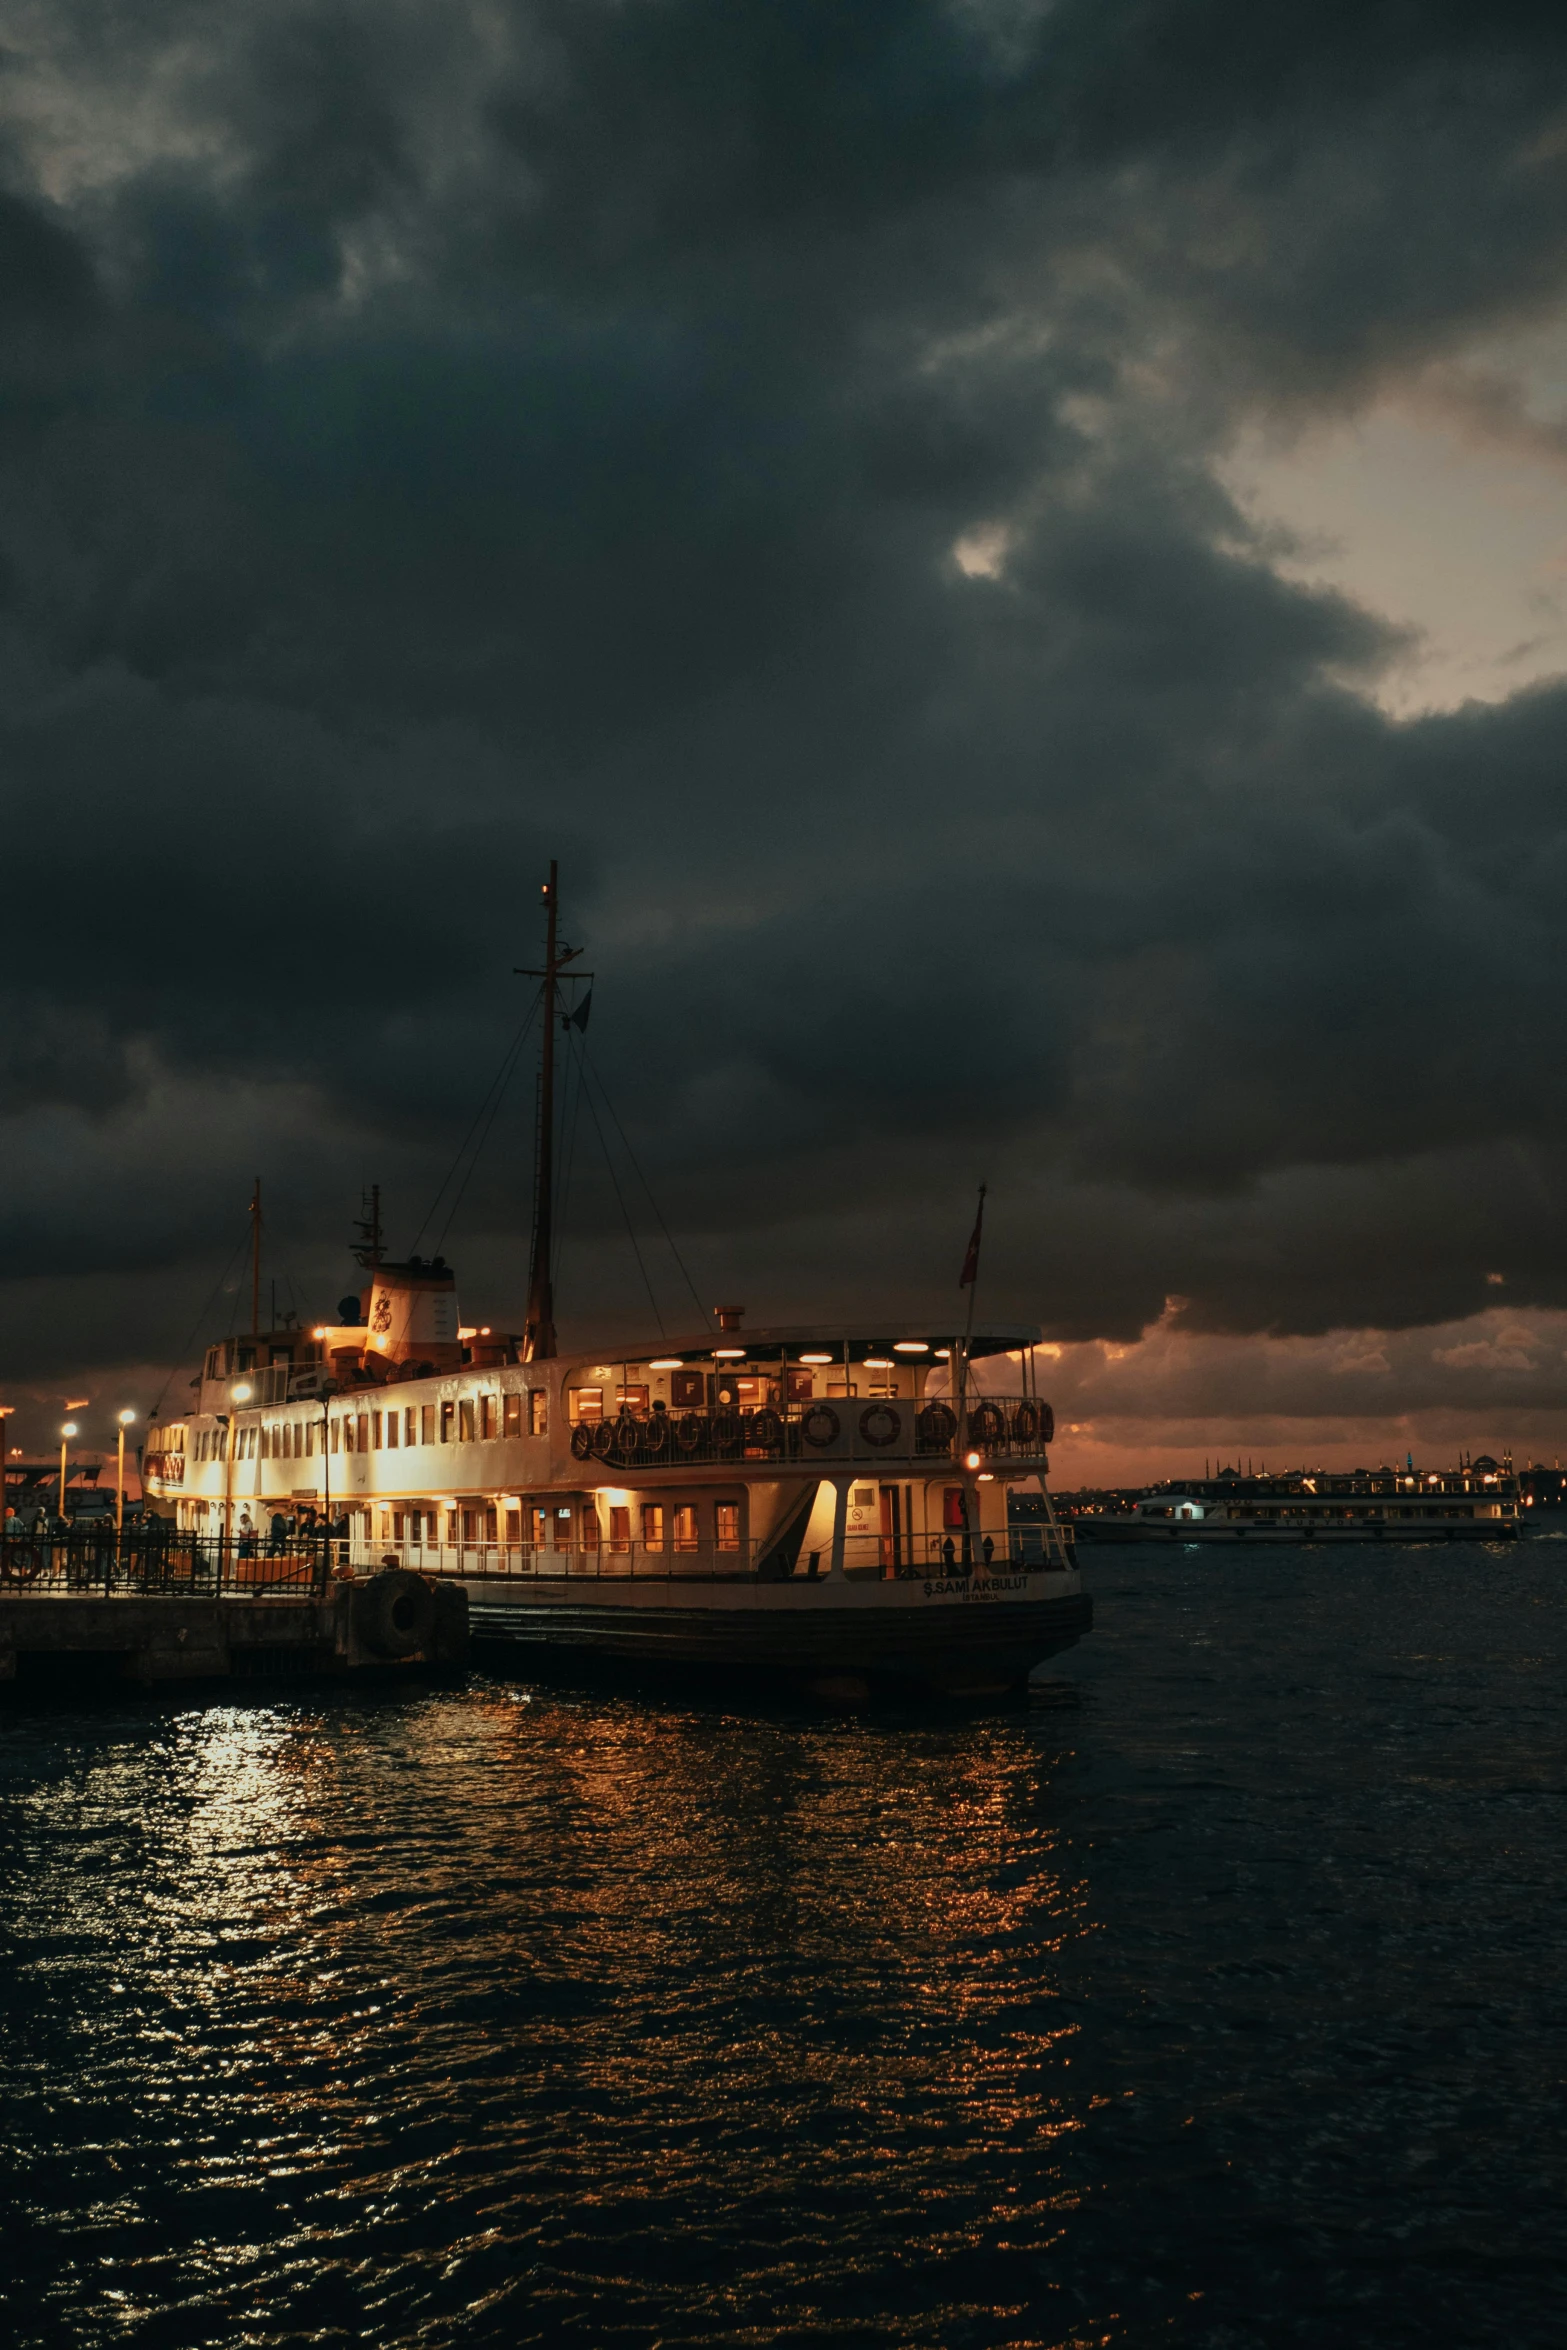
[{"xmin": 564, "ymin": 1323, "xmax": 1041, "ymax": 1365}]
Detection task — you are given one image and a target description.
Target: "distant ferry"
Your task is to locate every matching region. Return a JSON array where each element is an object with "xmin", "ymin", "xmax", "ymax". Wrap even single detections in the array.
[
  {"xmin": 140, "ymin": 867, "xmax": 1088, "ymax": 1697},
  {"xmin": 1064, "ymin": 1460, "xmax": 1521, "ymax": 1542}
]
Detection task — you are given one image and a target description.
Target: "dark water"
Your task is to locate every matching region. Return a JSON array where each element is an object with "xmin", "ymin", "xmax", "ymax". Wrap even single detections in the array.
[{"xmin": 2, "ymin": 1545, "xmax": 1563, "ymax": 2349}]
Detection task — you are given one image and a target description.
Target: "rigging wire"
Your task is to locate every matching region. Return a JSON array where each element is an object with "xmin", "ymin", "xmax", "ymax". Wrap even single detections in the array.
[
  {"xmin": 149, "ymin": 1223, "xmax": 254, "ymax": 1422},
  {"xmin": 552, "ymin": 1021, "xmax": 587, "ymax": 1291},
  {"xmin": 435, "ymin": 1013, "xmax": 538, "ymax": 1254},
  {"xmin": 573, "ymin": 1040, "xmax": 666, "ymax": 1338},
  {"xmin": 575, "ymin": 1039, "xmax": 715, "ymax": 1330},
  {"xmin": 410, "ymin": 993, "xmax": 542, "ymax": 1254}
]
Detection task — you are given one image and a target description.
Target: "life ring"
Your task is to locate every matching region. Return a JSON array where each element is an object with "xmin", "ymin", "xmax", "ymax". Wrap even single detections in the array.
[
  {"xmin": 858, "ymin": 1402, "xmax": 901, "ymax": 1449},
  {"xmin": 969, "ymin": 1401, "xmax": 1005, "ymax": 1448},
  {"xmin": 589, "ymin": 1418, "xmax": 615, "ymax": 1459},
  {"xmin": 1038, "ymin": 1402, "xmax": 1055, "ymax": 1445},
  {"xmin": 642, "ymin": 1412, "xmax": 671, "ymax": 1454},
  {"xmin": 801, "ymin": 1402, "xmax": 841, "ymax": 1449},
  {"xmin": 610, "ymin": 1413, "xmax": 641, "ymax": 1459},
  {"xmin": 0, "ymin": 1542, "xmax": 41, "ymax": 1586},
  {"xmin": 710, "ymin": 1410, "xmax": 743, "ymax": 1454},
  {"xmin": 750, "ymin": 1407, "xmax": 784, "ymax": 1449},
  {"xmin": 570, "ymin": 1422, "xmax": 595, "ymax": 1460},
  {"xmin": 916, "ymin": 1402, "xmax": 956, "ymax": 1448},
  {"xmin": 676, "ymin": 1412, "xmax": 705, "ymax": 1453},
  {"xmin": 1010, "ymin": 1400, "xmax": 1041, "ymax": 1446}
]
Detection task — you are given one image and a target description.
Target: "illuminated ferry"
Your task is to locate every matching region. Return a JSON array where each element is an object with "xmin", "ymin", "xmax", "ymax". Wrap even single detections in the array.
[{"xmin": 141, "ymin": 869, "xmax": 1087, "ymax": 1697}]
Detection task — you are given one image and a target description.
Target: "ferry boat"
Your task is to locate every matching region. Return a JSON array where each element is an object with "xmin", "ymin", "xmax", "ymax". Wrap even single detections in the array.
[
  {"xmin": 140, "ymin": 869, "xmax": 1087, "ymax": 1698},
  {"xmin": 1064, "ymin": 1461, "xmax": 1522, "ymax": 1541}
]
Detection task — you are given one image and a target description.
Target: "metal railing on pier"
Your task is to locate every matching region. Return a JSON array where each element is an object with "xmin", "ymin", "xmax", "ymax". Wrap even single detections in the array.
[{"xmin": 0, "ymin": 1526, "xmax": 342, "ymax": 1598}]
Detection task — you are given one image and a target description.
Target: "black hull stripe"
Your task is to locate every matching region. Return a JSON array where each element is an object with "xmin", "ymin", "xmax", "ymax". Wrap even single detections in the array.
[{"xmin": 467, "ymin": 1593, "xmax": 1092, "ymax": 1672}]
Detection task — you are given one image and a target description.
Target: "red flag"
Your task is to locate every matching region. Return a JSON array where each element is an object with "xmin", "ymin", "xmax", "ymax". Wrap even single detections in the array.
[{"xmin": 958, "ymin": 1185, "xmax": 986, "ymax": 1288}]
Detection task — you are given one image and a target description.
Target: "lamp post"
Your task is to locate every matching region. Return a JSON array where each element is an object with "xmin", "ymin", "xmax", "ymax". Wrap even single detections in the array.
[
  {"xmin": 227, "ymin": 1383, "xmax": 253, "ymax": 1551},
  {"xmin": 58, "ymin": 1422, "xmax": 78, "ymax": 1522},
  {"xmin": 115, "ymin": 1410, "xmax": 136, "ymax": 1536}
]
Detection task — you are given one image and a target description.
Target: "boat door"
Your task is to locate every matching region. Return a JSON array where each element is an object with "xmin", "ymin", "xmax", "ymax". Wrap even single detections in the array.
[{"xmin": 878, "ymin": 1485, "xmax": 902, "ymax": 1574}]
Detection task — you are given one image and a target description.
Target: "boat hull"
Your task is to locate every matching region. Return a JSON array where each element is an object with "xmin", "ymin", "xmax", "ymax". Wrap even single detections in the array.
[{"xmin": 462, "ymin": 1569, "xmax": 1091, "ymax": 1695}]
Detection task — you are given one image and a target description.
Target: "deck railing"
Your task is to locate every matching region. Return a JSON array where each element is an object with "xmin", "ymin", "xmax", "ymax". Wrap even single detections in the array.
[{"xmin": 360, "ymin": 1525, "xmax": 1074, "ymax": 1581}]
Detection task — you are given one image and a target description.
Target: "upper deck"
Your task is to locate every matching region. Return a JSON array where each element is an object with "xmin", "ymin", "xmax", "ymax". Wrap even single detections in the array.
[{"xmin": 143, "ymin": 1319, "xmax": 1057, "ymax": 1513}]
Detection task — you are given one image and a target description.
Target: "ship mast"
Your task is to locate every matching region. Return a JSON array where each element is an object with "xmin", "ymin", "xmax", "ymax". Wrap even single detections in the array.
[
  {"xmin": 522, "ymin": 863, "xmax": 562, "ymax": 1360},
  {"xmin": 517, "ymin": 862, "xmax": 591, "ymax": 1361}
]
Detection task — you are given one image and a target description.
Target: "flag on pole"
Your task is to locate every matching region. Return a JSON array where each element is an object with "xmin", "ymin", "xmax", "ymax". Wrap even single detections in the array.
[
  {"xmin": 958, "ymin": 1184, "xmax": 987, "ymax": 1288},
  {"xmin": 564, "ymin": 989, "xmax": 592, "ymax": 1033}
]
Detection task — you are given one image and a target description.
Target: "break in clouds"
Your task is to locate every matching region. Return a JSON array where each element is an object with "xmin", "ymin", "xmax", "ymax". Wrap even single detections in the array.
[{"xmin": 4, "ymin": 0, "xmax": 1567, "ymax": 1454}]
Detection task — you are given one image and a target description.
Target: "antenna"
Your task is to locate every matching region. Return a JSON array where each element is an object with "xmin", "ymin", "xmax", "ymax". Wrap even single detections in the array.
[
  {"xmin": 351, "ymin": 1185, "xmax": 384, "ymax": 1272},
  {"xmin": 250, "ymin": 1178, "xmax": 262, "ymax": 1340}
]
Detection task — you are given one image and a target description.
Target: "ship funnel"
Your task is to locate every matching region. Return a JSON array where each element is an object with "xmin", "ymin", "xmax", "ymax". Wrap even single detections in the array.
[{"xmin": 364, "ymin": 1256, "xmax": 462, "ymax": 1370}]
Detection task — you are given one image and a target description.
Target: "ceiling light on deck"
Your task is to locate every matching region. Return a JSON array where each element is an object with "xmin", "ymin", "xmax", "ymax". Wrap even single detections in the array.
[
  {"xmin": 649, "ymin": 1358, "xmax": 684, "ymax": 1370},
  {"xmin": 893, "ymin": 1341, "xmax": 929, "ymax": 1354},
  {"xmin": 714, "ymin": 1348, "xmax": 746, "ymax": 1360},
  {"xmin": 799, "ymin": 1352, "xmax": 832, "ymax": 1364},
  {"xmin": 864, "ymin": 1357, "xmax": 893, "ymax": 1369}
]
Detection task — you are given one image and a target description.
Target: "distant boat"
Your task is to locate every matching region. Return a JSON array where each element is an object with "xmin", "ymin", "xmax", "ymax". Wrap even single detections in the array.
[{"xmin": 1064, "ymin": 1462, "xmax": 1522, "ymax": 1542}]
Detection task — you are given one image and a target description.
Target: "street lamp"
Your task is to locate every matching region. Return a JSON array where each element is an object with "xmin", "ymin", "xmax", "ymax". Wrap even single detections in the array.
[
  {"xmin": 115, "ymin": 1410, "xmax": 136, "ymax": 1536},
  {"xmin": 59, "ymin": 1422, "xmax": 79, "ymax": 1521}
]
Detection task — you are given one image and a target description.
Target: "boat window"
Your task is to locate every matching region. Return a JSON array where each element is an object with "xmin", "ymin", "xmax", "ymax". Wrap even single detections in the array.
[
  {"xmin": 480, "ymin": 1396, "xmax": 498, "ymax": 1439},
  {"xmin": 614, "ymin": 1385, "xmax": 646, "ymax": 1417},
  {"xmin": 580, "ymin": 1508, "xmax": 599, "ymax": 1550},
  {"xmin": 459, "ymin": 1400, "xmax": 476, "ymax": 1443},
  {"xmin": 421, "ymin": 1405, "xmax": 436, "ymax": 1445},
  {"xmin": 943, "ymin": 1487, "xmax": 966, "ymax": 1529},
  {"xmin": 530, "ymin": 1504, "xmax": 548, "ymax": 1548},
  {"xmin": 504, "ymin": 1505, "xmax": 521, "ymax": 1544},
  {"xmin": 343, "ymin": 1417, "xmax": 355, "ymax": 1454},
  {"xmin": 504, "ymin": 1392, "xmax": 524, "ymax": 1436},
  {"xmin": 356, "ymin": 1413, "xmax": 370, "ymax": 1452},
  {"xmin": 386, "ymin": 1412, "xmax": 399, "ymax": 1449},
  {"xmin": 672, "ymin": 1505, "xmax": 698, "ymax": 1552},
  {"xmin": 568, "ymin": 1387, "xmax": 603, "ymax": 1423},
  {"xmin": 372, "ymin": 1413, "xmax": 383, "ymax": 1450},
  {"xmin": 641, "ymin": 1504, "xmax": 664, "ymax": 1550},
  {"xmin": 715, "ymin": 1502, "xmax": 740, "ymax": 1551},
  {"xmin": 608, "ymin": 1505, "xmax": 631, "ymax": 1552},
  {"xmin": 530, "ymin": 1390, "xmax": 549, "ymax": 1435},
  {"xmin": 826, "ymin": 1380, "xmax": 858, "ymax": 1398},
  {"xmin": 440, "ymin": 1401, "xmax": 455, "ymax": 1443},
  {"xmin": 554, "ymin": 1506, "xmax": 571, "ymax": 1549},
  {"xmin": 461, "ymin": 1506, "xmax": 480, "ymax": 1543}
]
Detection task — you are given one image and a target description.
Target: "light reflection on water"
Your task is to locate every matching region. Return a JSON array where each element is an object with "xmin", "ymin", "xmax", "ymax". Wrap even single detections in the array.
[{"xmin": 1, "ymin": 1543, "xmax": 1563, "ymax": 2347}]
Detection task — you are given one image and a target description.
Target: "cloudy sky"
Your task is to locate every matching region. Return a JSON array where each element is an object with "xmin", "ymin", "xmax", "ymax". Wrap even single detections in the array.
[{"xmin": 5, "ymin": 0, "xmax": 1567, "ymax": 1476}]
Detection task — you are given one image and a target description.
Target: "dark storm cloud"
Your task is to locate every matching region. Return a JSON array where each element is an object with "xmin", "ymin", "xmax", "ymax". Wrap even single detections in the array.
[{"xmin": 5, "ymin": 0, "xmax": 1567, "ymax": 1390}]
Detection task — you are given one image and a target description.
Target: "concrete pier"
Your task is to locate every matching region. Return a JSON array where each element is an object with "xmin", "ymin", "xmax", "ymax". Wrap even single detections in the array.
[{"xmin": 0, "ymin": 1573, "xmax": 469, "ymax": 1689}]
